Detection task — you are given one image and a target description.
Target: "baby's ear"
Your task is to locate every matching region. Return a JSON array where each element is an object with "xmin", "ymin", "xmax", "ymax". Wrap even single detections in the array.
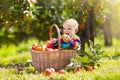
[{"xmin": 75, "ymin": 29, "xmax": 78, "ymax": 33}]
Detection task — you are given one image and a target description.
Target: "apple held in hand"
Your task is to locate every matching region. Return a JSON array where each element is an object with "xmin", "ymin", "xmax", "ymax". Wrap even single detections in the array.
[{"xmin": 61, "ymin": 34, "xmax": 71, "ymax": 43}]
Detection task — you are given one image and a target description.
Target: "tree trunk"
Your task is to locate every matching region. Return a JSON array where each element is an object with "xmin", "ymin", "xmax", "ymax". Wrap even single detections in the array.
[
  {"xmin": 103, "ymin": 18, "xmax": 112, "ymax": 46},
  {"xmin": 86, "ymin": 6, "xmax": 95, "ymax": 47},
  {"xmin": 79, "ymin": 6, "xmax": 95, "ymax": 51}
]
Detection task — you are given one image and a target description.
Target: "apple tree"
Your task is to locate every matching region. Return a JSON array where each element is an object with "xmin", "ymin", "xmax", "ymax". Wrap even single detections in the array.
[{"xmin": 0, "ymin": 0, "xmax": 113, "ymax": 48}]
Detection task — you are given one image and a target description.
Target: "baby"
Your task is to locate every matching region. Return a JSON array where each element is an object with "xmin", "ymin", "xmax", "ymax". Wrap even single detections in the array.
[{"xmin": 47, "ymin": 18, "xmax": 81, "ymax": 50}]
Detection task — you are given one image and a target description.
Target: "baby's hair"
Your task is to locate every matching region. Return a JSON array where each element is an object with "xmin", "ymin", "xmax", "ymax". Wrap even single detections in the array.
[{"xmin": 63, "ymin": 18, "xmax": 79, "ymax": 29}]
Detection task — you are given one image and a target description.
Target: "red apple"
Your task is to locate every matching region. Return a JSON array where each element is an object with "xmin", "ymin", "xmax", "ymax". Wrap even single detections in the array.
[
  {"xmin": 36, "ymin": 46, "xmax": 42, "ymax": 51},
  {"xmin": 46, "ymin": 41, "xmax": 53, "ymax": 48},
  {"xmin": 61, "ymin": 34, "xmax": 71, "ymax": 43},
  {"xmin": 85, "ymin": 66, "xmax": 93, "ymax": 71},
  {"xmin": 45, "ymin": 48, "xmax": 53, "ymax": 51},
  {"xmin": 58, "ymin": 69, "xmax": 66, "ymax": 74},
  {"xmin": 44, "ymin": 68, "xmax": 53, "ymax": 76},
  {"xmin": 74, "ymin": 66, "xmax": 82, "ymax": 73},
  {"xmin": 53, "ymin": 49, "xmax": 58, "ymax": 51},
  {"xmin": 50, "ymin": 68, "xmax": 55, "ymax": 73},
  {"xmin": 79, "ymin": 23, "xmax": 85, "ymax": 29},
  {"xmin": 32, "ymin": 43, "xmax": 42, "ymax": 51},
  {"xmin": 32, "ymin": 43, "xmax": 38, "ymax": 50}
]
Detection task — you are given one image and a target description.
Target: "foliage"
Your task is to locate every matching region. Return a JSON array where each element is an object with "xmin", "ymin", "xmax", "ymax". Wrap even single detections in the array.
[
  {"xmin": 0, "ymin": 0, "xmax": 31, "ymax": 46},
  {"xmin": 69, "ymin": 40, "xmax": 105, "ymax": 70},
  {"xmin": 0, "ymin": 0, "xmax": 112, "ymax": 47}
]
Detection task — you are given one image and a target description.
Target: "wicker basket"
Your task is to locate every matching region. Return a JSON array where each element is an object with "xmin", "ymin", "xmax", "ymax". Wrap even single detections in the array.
[{"xmin": 30, "ymin": 24, "xmax": 78, "ymax": 72}]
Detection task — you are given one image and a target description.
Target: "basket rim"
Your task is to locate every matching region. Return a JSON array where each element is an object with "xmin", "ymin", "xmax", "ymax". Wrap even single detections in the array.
[
  {"xmin": 30, "ymin": 48, "xmax": 78, "ymax": 53},
  {"xmin": 31, "ymin": 48, "xmax": 59, "ymax": 53}
]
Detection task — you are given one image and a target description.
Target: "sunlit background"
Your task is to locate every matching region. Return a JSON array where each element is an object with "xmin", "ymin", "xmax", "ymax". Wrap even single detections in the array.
[
  {"xmin": 109, "ymin": 0, "xmax": 120, "ymax": 38},
  {"xmin": 0, "ymin": 0, "xmax": 120, "ymax": 79}
]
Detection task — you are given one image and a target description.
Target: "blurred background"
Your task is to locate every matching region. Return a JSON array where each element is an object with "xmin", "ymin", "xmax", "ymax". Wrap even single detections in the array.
[
  {"xmin": 0, "ymin": 0, "xmax": 120, "ymax": 47},
  {"xmin": 0, "ymin": 0, "xmax": 120, "ymax": 55},
  {"xmin": 0, "ymin": 1, "xmax": 120, "ymax": 79}
]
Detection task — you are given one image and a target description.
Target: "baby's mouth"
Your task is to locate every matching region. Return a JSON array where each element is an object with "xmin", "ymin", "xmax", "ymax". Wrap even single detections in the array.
[{"xmin": 65, "ymin": 33, "xmax": 69, "ymax": 35}]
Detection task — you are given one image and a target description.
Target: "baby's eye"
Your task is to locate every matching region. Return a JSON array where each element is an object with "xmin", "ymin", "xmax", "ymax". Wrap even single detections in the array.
[
  {"xmin": 63, "ymin": 28, "xmax": 66, "ymax": 30},
  {"xmin": 68, "ymin": 28, "xmax": 72, "ymax": 30}
]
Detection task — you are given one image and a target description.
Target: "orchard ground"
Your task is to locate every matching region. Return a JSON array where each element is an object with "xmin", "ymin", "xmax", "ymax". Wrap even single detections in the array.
[{"xmin": 0, "ymin": 37, "xmax": 120, "ymax": 80}]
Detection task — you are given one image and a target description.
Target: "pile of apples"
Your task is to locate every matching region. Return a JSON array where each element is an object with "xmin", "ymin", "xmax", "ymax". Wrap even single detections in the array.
[
  {"xmin": 44, "ymin": 68, "xmax": 55, "ymax": 76},
  {"xmin": 67, "ymin": 65, "xmax": 98, "ymax": 73},
  {"xmin": 31, "ymin": 41, "xmax": 58, "ymax": 51},
  {"xmin": 44, "ymin": 68, "xmax": 66, "ymax": 76},
  {"xmin": 43, "ymin": 65, "xmax": 98, "ymax": 76},
  {"xmin": 32, "ymin": 43, "xmax": 45, "ymax": 51},
  {"xmin": 74, "ymin": 65, "xmax": 98, "ymax": 72}
]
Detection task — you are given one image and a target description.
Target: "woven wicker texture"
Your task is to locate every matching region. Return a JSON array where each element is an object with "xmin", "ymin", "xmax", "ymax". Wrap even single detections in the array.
[{"xmin": 31, "ymin": 24, "xmax": 78, "ymax": 72}]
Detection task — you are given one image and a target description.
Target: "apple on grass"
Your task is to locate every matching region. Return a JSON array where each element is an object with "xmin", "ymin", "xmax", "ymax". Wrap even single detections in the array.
[
  {"xmin": 85, "ymin": 66, "xmax": 93, "ymax": 71},
  {"xmin": 58, "ymin": 69, "xmax": 66, "ymax": 74},
  {"xmin": 50, "ymin": 68, "xmax": 55, "ymax": 73},
  {"xmin": 73, "ymin": 66, "xmax": 82, "ymax": 73},
  {"xmin": 44, "ymin": 68, "xmax": 55, "ymax": 76}
]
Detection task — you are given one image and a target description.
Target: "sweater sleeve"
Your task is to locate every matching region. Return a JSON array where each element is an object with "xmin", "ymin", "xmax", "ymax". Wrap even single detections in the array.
[
  {"xmin": 53, "ymin": 35, "xmax": 81, "ymax": 50},
  {"xmin": 71, "ymin": 35, "xmax": 81, "ymax": 50},
  {"xmin": 53, "ymin": 40, "xmax": 72, "ymax": 49}
]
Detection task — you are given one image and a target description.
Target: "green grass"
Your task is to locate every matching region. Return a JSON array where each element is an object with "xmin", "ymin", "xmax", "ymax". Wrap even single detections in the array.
[
  {"xmin": 0, "ymin": 37, "xmax": 120, "ymax": 80},
  {"xmin": 0, "ymin": 38, "xmax": 38, "ymax": 65},
  {"xmin": 0, "ymin": 58, "xmax": 120, "ymax": 80}
]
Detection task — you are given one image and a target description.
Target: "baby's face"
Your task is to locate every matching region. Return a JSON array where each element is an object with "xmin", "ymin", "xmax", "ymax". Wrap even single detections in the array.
[{"xmin": 63, "ymin": 24, "xmax": 76, "ymax": 37}]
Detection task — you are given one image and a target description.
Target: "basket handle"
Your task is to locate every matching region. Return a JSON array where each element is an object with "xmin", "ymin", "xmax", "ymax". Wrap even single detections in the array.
[{"xmin": 49, "ymin": 24, "xmax": 61, "ymax": 50}]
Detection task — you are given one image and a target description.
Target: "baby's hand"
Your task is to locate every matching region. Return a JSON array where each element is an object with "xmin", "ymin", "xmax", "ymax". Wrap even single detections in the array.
[
  {"xmin": 50, "ymin": 38, "xmax": 57, "ymax": 44},
  {"xmin": 61, "ymin": 34, "xmax": 71, "ymax": 43}
]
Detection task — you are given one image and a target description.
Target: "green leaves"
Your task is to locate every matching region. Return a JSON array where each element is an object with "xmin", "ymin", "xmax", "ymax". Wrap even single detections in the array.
[
  {"xmin": 71, "ymin": 41, "xmax": 105, "ymax": 67},
  {"xmin": 0, "ymin": 0, "xmax": 113, "ymax": 48}
]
